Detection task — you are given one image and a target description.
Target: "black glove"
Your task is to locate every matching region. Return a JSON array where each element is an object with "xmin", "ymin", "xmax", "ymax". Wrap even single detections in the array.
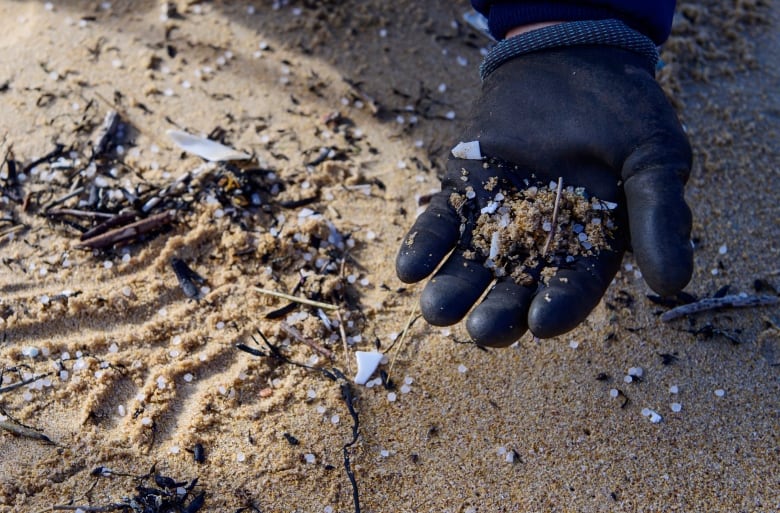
[{"xmin": 396, "ymin": 44, "xmax": 693, "ymax": 346}]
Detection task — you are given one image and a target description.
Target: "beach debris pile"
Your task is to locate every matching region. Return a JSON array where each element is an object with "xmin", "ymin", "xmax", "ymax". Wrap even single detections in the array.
[{"xmin": 448, "ymin": 147, "xmax": 618, "ymax": 285}]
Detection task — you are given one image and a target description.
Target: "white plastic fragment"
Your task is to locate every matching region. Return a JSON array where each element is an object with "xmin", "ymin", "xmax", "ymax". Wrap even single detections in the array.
[
  {"xmin": 641, "ymin": 407, "xmax": 663, "ymax": 423},
  {"xmin": 488, "ymin": 231, "xmax": 500, "ymax": 260},
  {"xmin": 167, "ymin": 129, "xmax": 251, "ymax": 162},
  {"xmin": 480, "ymin": 201, "xmax": 499, "ymax": 215},
  {"xmin": 353, "ymin": 351, "xmax": 384, "ymax": 385},
  {"xmin": 451, "ymin": 140, "xmax": 482, "ymax": 160}
]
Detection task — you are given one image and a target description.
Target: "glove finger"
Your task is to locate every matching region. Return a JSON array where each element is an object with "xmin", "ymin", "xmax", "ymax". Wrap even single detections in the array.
[
  {"xmin": 396, "ymin": 192, "xmax": 460, "ymax": 284},
  {"xmin": 466, "ymin": 279, "xmax": 535, "ymax": 347},
  {"xmin": 420, "ymin": 252, "xmax": 493, "ymax": 326},
  {"xmin": 527, "ymin": 249, "xmax": 623, "ymax": 339},
  {"xmin": 624, "ymin": 168, "xmax": 693, "ymax": 296}
]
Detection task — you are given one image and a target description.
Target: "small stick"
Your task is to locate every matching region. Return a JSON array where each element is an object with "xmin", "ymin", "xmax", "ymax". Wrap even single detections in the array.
[
  {"xmin": 253, "ymin": 287, "xmax": 339, "ymax": 311},
  {"xmin": 42, "ymin": 187, "xmax": 85, "ymax": 211},
  {"xmin": 541, "ymin": 177, "xmax": 563, "ymax": 257},
  {"xmin": 0, "ymin": 224, "xmax": 25, "ymax": 240},
  {"xmin": 335, "ymin": 310, "xmax": 352, "ymax": 375},
  {"xmin": 79, "ymin": 211, "xmax": 138, "ymax": 241},
  {"xmin": 280, "ymin": 322, "xmax": 335, "ymax": 360},
  {"xmin": 0, "ymin": 420, "xmax": 55, "ymax": 444},
  {"xmin": 387, "ymin": 302, "xmax": 420, "ymax": 378},
  {"xmin": 661, "ymin": 294, "xmax": 779, "ymax": 322},
  {"xmin": 0, "ymin": 373, "xmax": 52, "ymax": 394},
  {"xmin": 75, "ymin": 210, "xmax": 175, "ymax": 249},
  {"xmin": 45, "ymin": 209, "xmax": 115, "ymax": 219},
  {"xmin": 52, "ymin": 506, "xmax": 123, "ymax": 512}
]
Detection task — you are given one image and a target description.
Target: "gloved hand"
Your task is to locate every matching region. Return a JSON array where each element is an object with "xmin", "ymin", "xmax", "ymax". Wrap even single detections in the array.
[{"xmin": 396, "ymin": 45, "xmax": 693, "ymax": 346}]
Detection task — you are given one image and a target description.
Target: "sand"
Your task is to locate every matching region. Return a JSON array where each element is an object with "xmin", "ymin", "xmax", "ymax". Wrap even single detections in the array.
[{"xmin": 0, "ymin": 1, "xmax": 777, "ymax": 512}]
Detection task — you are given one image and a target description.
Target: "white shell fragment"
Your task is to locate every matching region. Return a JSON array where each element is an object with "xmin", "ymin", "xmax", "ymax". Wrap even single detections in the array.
[
  {"xmin": 354, "ymin": 351, "xmax": 384, "ymax": 385},
  {"xmin": 167, "ymin": 129, "xmax": 251, "ymax": 162},
  {"xmin": 451, "ymin": 140, "xmax": 482, "ymax": 160}
]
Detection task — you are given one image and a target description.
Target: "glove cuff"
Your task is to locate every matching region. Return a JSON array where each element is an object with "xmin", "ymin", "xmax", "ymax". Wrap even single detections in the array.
[{"xmin": 480, "ymin": 19, "xmax": 659, "ymax": 81}]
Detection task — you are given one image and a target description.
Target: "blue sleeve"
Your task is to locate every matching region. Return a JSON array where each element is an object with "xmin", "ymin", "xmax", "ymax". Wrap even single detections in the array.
[{"xmin": 470, "ymin": 1, "xmax": 677, "ymax": 44}]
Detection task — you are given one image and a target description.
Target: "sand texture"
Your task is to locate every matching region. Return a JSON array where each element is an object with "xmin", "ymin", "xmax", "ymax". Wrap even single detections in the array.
[{"xmin": 0, "ymin": 1, "xmax": 778, "ymax": 512}]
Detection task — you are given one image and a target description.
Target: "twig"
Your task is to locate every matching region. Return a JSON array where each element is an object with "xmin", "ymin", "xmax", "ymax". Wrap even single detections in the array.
[
  {"xmin": 52, "ymin": 506, "xmax": 123, "ymax": 512},
  {"xmin": 387, "ymin": 302, "xmax": 420, "ymax": 378},
  {"xmin": 75, "ymin": 210, "xmax": 175, "ymax": 249},
  {"xmin": 335, "ymin": 310, "xmax": 352, "ymax": 375},
  {"xmin": 22, "ymin": 143, "xmax": 66, "ymax": 174},
  {"xmin": 45, "ymin": 209, "xmax": 115, "ymax": 219},
  {"xmin": 254, "ymin": 287, "xmax": 339, "ymax": 311},
  {"xmin": 541, "ymin": 176, "xmax": 563, "ymax": 257},
  {"xmin": 79, "ymin": 211, "xmax": 137, "ymax": 241},
  {"xmin": 0, "ymin": 224, "xmax": 25, "ymax": 240},
  {"xmin": 0, "ymin": 373, "xmax": 52, "ymax": 394},
  {"xmin": 0, "ymin": 420, "xmax": 55, "ymax": 444},
  {"xmin": 280, "ymin": 322, "xmax": 335, "ymax": 360},
  {"xmin": 661, "ymin": 294, "xmax": 779, "ymax": 322},
  {"xmin": 42, "ymin": 187, "xmax": 85, "ymax": 211}
]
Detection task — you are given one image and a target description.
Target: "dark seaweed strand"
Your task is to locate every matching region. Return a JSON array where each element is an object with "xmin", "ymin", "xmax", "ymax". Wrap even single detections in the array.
[
  {"xmin": 236, "ymin": 333, "xmax": 361, "ymax": 512},
  {"xmin": 339, "ymin": 378, "xmax": 361, "ymax": 513}
]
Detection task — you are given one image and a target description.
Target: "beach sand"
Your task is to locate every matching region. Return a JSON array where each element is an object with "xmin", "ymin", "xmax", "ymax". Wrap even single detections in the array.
[{"xmin": 0, "ymin": 1, "xmax": 777, "ymax": 512}]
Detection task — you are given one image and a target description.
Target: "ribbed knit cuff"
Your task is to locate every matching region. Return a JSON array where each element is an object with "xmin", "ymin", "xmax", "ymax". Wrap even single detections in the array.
[{"xmin": 480, "ymin": 19, "xmax": 659, "ymax": 81}]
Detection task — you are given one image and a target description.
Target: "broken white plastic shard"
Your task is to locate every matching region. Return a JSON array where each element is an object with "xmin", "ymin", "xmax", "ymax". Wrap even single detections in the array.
[
  {"xmin": 451, "ymin": 140, "xmax": 482, "ymax": 160},
  {"xmin": 592, "ymin": 200, "xmax": 619, "ymax": 211},
  {"xmin": 167, "ymin": 129, "xmax": 251, "ymax": 162},
  {"xmin": 488, "ymin": 231, "xmax": 500, "ymax": 260},
  {"xmin": 354, "ymin": 351, "xmax": 384, "ymax": 385}
]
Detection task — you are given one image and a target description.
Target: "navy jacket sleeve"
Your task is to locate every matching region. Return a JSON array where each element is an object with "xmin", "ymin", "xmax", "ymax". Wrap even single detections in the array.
[{"xmin": 471, "ymin": 1, "xmax": 677, "ymax": 44}]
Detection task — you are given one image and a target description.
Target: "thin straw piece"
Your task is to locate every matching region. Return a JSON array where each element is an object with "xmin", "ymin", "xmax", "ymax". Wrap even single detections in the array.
[{"xmin": 253, "ymin": 287, "xmax": 339, "ymax": 310}]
